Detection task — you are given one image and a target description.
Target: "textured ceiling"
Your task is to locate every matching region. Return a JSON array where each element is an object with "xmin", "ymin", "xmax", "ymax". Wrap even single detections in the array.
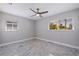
[{"xmin": 0, "ymin": 3, "xmax": 79, "ymax": 20}]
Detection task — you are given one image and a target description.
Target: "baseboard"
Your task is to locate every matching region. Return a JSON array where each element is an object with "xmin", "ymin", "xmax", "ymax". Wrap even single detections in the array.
[
  {"xmin": 0, "ymin": 37, "xmax": 33, "ymax": 47},
  {"xmin": 34, "ymin": 37, "xmax": 79, "ymax": 50}
]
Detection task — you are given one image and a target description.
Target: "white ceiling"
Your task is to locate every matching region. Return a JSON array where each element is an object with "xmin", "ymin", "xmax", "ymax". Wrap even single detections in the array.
[{"xmin": 0, "ymin": 3, "xmax": 79, "ymax": 20}]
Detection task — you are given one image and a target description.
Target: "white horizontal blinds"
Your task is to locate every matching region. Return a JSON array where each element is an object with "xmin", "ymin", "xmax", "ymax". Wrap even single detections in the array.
[{"xmin": 6, "ymin": 21, "xmax": 17, "ymax": 31}]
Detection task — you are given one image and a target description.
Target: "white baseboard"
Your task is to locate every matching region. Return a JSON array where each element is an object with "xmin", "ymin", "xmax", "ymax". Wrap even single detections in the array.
[
  {"xmin": 34, "ymin": 37, "xmax": 79, "ymax": 50},
  {"xmin": 0, "ymin": 37, "xmax": 33, "ymax": 47}
]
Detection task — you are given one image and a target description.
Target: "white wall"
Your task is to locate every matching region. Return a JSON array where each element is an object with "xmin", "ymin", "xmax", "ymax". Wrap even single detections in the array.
[
  {"xmin": 0, "ymin": 12, "xmax": 34, "ymax": 44},
  {"xmin": 36, "ymin": 8, "xmax": 79, "ymax": 47}
]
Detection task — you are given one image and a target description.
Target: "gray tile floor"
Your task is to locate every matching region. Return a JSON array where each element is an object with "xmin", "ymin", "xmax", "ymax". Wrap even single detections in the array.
[{"xmin": 0, "ymin": 39, "xmax": 79, "ymax": 56}]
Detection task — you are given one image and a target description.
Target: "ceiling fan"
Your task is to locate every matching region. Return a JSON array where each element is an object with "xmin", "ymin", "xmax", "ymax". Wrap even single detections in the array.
[
  {"xmin": 29, "ymin": 8, "xmax": 48, "ymax": 17},
  {"xmin": 8, "ymin": 3, "xmax": 13, "ymax": 5}
]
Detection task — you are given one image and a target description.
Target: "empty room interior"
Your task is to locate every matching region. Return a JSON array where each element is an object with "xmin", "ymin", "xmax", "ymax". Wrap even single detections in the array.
[{"xmin": 0, "ymin": 3, "xmax": 79, "ymax": 56}]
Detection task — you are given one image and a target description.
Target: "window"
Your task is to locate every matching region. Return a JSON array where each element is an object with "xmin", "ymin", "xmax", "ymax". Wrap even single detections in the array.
[
  {"xmin": 6, "ymin": 21, "xmax": 18, "ymax": 31},
  {"xmin": 49, "ymin": 18, "xmax": 74, "ymax": 30}
]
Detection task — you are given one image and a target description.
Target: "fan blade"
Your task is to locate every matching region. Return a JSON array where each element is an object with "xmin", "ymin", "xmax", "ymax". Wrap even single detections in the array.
[
  {"xmin": 29, "ymin": 8, "xmax": 37, "ymax": 13},
  {"xmin": 30, "ymin": 14, "xmax": 37, "ymax": 17},
  {"xmin": 40, "ymin": 11, "xmax": 48, "ymax": 14}
]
